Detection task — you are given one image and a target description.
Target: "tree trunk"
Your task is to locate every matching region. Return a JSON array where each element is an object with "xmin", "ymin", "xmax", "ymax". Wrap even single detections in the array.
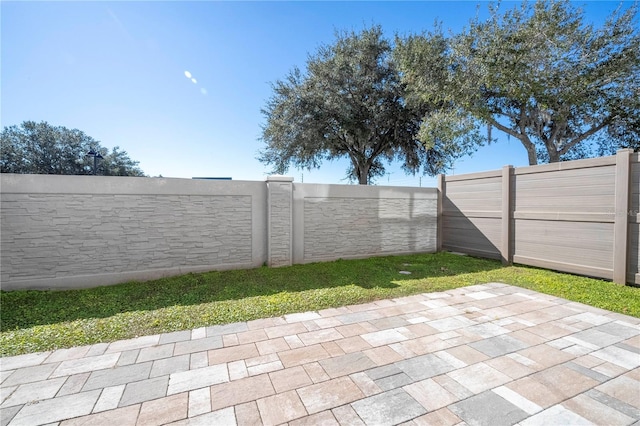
[
  {"xmin": 520, "ymin": 137, "xmax": 538, "ymax": 165},
  {"xmin": 526, "ymin": 147, "xmax": 538, "ymax": 165},
  {"xmin": 547, "ymin": 146, "xmax": 561, "ymax": 163},
  {"xmin": 357, "ymin": 162, "xmax": 369, "ymax": 185},
  {"xmin": 358, "ymin": 171, "xmax": 368, "ymax": 185}
]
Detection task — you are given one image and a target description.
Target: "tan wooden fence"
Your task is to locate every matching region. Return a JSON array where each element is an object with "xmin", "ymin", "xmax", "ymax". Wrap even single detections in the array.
[{"xmin": 438, "ymin": 149, "xmax": 639, "ymax": 285}]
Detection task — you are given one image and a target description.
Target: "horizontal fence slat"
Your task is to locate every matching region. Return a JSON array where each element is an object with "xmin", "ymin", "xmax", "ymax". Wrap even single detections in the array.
[
  {"xmin": 443, "ymin": 210, "xmax": 501, "ymax": 219},
  {"xmin": 513, "ymin": 156, "xmax": 616, "ymax": 175},
  {"xmin": 512, "ymin": 255, "xmax": 613, "ymax": 280},
  {"xmin": 513, "ymin": 212, "xmax": 615, "ymax": 223},
  {"xmin": 444, "ymin": 170, "xmax": 502, "ymax": 182},
  {"xmin": 442, "ymin": 244, "xmax": 501, "ymax": 260}
]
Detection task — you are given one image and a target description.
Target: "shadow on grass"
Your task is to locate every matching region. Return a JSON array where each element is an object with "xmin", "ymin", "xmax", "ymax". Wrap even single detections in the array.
[{"xmin": 1, "ymin": 252, "xmax": 502, "ymax": 330}]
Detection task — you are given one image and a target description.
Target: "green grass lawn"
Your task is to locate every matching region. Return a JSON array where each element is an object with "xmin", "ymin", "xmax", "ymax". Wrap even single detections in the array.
[{"xmin": 1, "ymin": 252, "xmax": 639, "ymax": 357}]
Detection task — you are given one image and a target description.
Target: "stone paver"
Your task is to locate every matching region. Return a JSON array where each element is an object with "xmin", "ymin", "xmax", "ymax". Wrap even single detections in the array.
[
  {"xmin": 93, "ymin": 384, "xmax": 125, "ymax": 413},
  {"xmin": 136, "ymin": 393, "xmax": 187, "ymax": 426},
  {"xmin": 2, "ymin": 283, "xmax": 639, "ymax": 426},
  {"xmin": 60, "ymin": 404, "xmax": 140, "ymax": 426},
  {"xmin": 82, "ymin": 361, "xmax": 151, "ymax": 391},
  {"xmin": 210, "ymin": 374, "xmax": 274, "ymax": 411},
  {"xmin": 1, "ymin": 378, "xmax": 66, "ymax": 409},
  {"xmin": 449, "ymin": 390, "xmax": 529, "ymax": 426},
  {"xmin": 150, "ymin": 353, "xmax": 189, "ymax": 378},
  {"xmin": 119, "ymin": 376, "xmax": 168, "ymax": 406},
  {"xmin": 50, "ymin": 353, "xmax": 120, "ymax": 378},
  {"xmin": 297, "ymin": 377, "xmax": 364, "ymax": 414},
  {"xmin": 234, "ymin": 401, "xmax": 261, "ymax": 425},
  {"xmin": 1, "ymin": 364, "xmax": 58, "ymax": 388},
  {"xmin": 256, "ymin": 390, "xmax": 308, "ymax": 425},
  {"xmin": 167, "ymin": 364, "xmax": 228, "ymax": 395},
  {"xmin": 9, "ymin": 390, "xmax": 101, "ymax": 426},
  {"xmin": 352, "ymin": 388, "xmax": 426, "ymax": 425}
]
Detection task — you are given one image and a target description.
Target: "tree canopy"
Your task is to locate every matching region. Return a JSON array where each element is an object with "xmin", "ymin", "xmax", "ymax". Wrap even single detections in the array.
[
  {"xmin": 259, "ymin": 26, "xmax": 481, "ymax": 184},
  {"xmin": 399, "ymin": 0, "xmax": 640, "ymax": 165},
  {"xmin": 1, "ymin": 121, "xmax": 145, "ymax": 176}
]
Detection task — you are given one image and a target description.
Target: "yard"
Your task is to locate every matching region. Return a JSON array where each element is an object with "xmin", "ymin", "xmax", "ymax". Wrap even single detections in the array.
[{"xmin": 1, "ymin": 252, "xmax": 639, "ymax": 357}]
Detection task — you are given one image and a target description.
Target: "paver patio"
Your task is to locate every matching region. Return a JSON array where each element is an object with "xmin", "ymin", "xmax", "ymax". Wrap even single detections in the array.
[{"xmin": 1, "ymin": 282, "xmax": 639, "ymax": 425}]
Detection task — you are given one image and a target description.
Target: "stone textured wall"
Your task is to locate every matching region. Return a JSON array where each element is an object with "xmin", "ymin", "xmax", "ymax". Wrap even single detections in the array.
[
  {"xmin": 292, "ymin": 184, "xmax": 438, "ymax": 264},
  {"xmin": 1, "ymin": 174, "xmax": 438, "ymax": 290},
  {"xmin": 1, "ymin": 174, "xmax": 266, "ymax": 290},
  {"xmin": 2, "ymin": 193, "xmax": 251, "ymax": 279},
  {"xmin": 303, "ymin": 197, "xmax": 437, "ymax": 260}
]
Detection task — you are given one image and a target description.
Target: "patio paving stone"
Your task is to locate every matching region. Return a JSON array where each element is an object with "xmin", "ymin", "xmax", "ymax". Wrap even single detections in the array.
[
  {"xmin": 56, "ymin": 372, "xmax": 90, "ymax": 397},
  {"xmin": 562, "ymin": 393, "xmax": 635, "ymax": 425},
  {"xmin": 93, "ymin": 384, "xmax": 125, "ymax": 413},
  {"xmin": 1, "ymin": 364, "xmax": 58, "ymax": 388},
  {"xmin": 2, "ymin": 283, "xmax": 639, "ymax": 426},
  {"xmin": 447, "ymin": 362, "xmax": 511, "ymax": 393},
  {"xmin": 331, "ymin": 404, "xmax": 365, "ymax": 426},
  {"xmin": 448, "ymin": 390, "xmax": 528, "ymax": 426},
  {"xmin": 256, "ymin": 390, "xmax": 307, "ymax": 426},
  {"xmin": 50, "ymin": 353, "xmax": 120, "ymax": 378},
  {"xmin": 173, "ymin": 336, "xmax": 223, "ymax": 356},
  {"xmin": 136, "ymin": 393, "xmax": 187, "ymax": 426},
  {"xmin": 116, "ymin": 349, "xmax": 139, "ymax": 367},
  {"xmin": 119, "ymin": 375, "xmax": 168, "ymax": 406},
  {"xmin": 59, "ymin": 404, "xmax": 140, "ymax": 426},
  {"xmin": 403, "ymin": 378, "xmax": 459, "ymax": 411},
  {"xmin": 518, "ymin": 404, "xmax": 591, "ymax": 426},
  {"xmin": 297, "ymin": 377, "xmax": 363, "ymax": 414},
  {"xmin": 351, "ymin": 388, "xmax": 426, "ymax": 425},
  {"xmin": 289, "ymin": 409, "xmax": 338, "ymax": 426},
  {"xmin": 9, "ymin": 389, "xmax": 100, "ymax": 426},
  {"xmin": 468, "ymin": 334, "xmax": 529, "ymax": 357},
  {"xmin": 269, "ymin": 366, "xmax": 312, "ymax": 393},
  {"xmin": 167, "ymin": 364, "xmax": 228, "ymax": 395},
  {"xmin": 82, "ymin": 361, "xmax": 151, "ymax": 391},
  {"xmin": 0, "ymin": 378, "xmax": 66, "ymax": 409},
  {"xmin": 234, "ymin": 401, "xmax": 261, "ymax": 425},
  {"xmin": 209, "ymin": 374, "xmax": 274, "ymax": 411},
  {"xmin": 318, "ymin": 352, "xmax": 376, "ymax": 379},
  {"xmin": 149, "ymin": 354, "xmax": 189, "ymax": 378}
]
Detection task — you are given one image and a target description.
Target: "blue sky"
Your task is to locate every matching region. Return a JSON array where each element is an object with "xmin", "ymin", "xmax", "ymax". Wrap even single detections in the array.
[{"xmin": 1, "ymin": 1, "xmax": 630, "ymax": 186}]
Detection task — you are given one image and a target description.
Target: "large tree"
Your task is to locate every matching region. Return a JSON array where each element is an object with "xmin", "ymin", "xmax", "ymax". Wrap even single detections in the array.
[
  {"xmin": 400, "ymin": 1, "xmax": 640, "ymax": 165},
  {"xmin": 1, "ymin": 121, "xmax": 145, "ymax": 176},
  {"xmin": 259, "ymin": 26, "xmax": 480, "ymax": 184}
]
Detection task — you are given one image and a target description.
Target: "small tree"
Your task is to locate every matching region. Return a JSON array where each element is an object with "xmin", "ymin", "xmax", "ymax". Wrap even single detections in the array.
[
  {"xmin": 400, "ymin": 1, "xmax": 640, "ymax": 165},
  {"xmin": 1, "ymin": 121, "xmax": 145, "ymax": 176},
  {"xmin": 259, "ymin": 26, "xmax": 480, "ymax": 184}
]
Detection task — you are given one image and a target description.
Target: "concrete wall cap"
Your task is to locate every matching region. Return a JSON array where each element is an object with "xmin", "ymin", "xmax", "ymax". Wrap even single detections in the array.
[{"xmin": 266, "ymin": 175, "xmax": 294, "ymax": 182}]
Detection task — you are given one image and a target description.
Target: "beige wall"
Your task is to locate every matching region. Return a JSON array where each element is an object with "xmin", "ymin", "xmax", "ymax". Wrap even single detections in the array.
[
  {"xmin": 292, "ymin": 183, "xmax": 438, "ymax": 264},
  {"xmin": 0, "ymin": 174, "xmax": 437, "ymax": 290},
  {"xmin": 440, "ymin": 150, "xmax": 639, "ymax": 285},
  {"xmin": 0, "ymin": 174, "xmax": 268, "ymax": 290},
  {"xmin": 8, "ymin": 150, "xmax": 632, "ymax": 291}
]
